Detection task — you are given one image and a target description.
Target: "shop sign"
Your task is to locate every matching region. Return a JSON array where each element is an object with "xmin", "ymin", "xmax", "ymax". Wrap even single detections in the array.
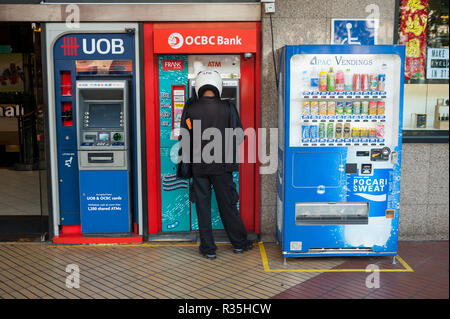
[
  {"xmin": 399, "ymin": 0, "xmax": 428, "ymax": 80},
  {"xmin": 0, "ymin": 104, "xmax": 24, "ymax": 117},
  {"xmin": 54, "ymin": 34, "xmax": 134, "ymax": 60},
  {"xmin": 426, "ymin": 48, "xmax": 449, "ymax": 79},
  {"xmin": 187, "ymin": 55, "xmax": 240, "ymax": 77},
  {"xmin": 154, "ymin": 29, "xmax": 257, "ymax": 53}
]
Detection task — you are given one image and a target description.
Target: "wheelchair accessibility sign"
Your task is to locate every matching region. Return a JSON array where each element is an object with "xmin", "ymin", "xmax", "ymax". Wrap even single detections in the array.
[{"xmin": 331, "ymin": 19, "xmax": 378, "ymax": 45}]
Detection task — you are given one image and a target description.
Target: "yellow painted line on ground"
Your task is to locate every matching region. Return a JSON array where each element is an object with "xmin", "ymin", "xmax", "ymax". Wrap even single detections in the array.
[
  {"xmin": 257, "ymin": 242, "xmax": 414, "ymax": 273},
  {"xmin": 48, "ymin": 241, "xmax": 413, "ymax": 273}
]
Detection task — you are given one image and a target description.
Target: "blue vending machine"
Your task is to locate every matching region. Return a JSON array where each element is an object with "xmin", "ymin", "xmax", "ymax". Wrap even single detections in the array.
[{"xmin": 277, "ymin": 45, "xmax": 405, "ymax": 260}]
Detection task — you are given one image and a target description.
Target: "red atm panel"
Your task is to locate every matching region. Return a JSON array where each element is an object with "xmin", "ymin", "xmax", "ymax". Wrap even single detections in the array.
[{"xmin": 143, "ymin": 22, "xmax": 261, "ymax": 235}]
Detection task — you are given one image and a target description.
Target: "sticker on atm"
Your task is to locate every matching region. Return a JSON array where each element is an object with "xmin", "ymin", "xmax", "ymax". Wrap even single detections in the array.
[{"xmin": 162, "ymin": 60, "xmax": 185, "ymax": 71}]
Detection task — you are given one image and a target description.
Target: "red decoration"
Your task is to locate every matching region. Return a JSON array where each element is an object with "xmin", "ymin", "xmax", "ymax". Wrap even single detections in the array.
[{"xmin": 399, "ymin": 0, "xmax": 428, "ymax": 80}]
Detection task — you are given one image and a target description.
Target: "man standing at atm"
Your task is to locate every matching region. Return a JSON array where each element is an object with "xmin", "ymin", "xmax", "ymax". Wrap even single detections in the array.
[{"xmin": 177, "ymin": 70, "xmax": 253, "ymax": 260}]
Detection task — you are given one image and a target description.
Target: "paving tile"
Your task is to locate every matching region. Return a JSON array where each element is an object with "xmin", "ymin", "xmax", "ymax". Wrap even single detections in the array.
[
  {"xmin": 273, "ymin": 241, "xmax": 448, "ymax": 299},
  {"xmin": 0, "ymin": 241, "xmax": 447, "ymax": 299}
]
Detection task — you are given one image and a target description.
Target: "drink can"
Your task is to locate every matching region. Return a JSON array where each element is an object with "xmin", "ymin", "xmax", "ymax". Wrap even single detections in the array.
[
  {"xmin": 319, "ymin": 101, "xmax": 328, "ymax": 115},
  {"xmin": 336, "ymin": 101, "xmax": 344, "ymax": 114},
  {"xmin": 360, "ymin": 128, "xmax": 368, "ymax": 137},
  {"xmin": 327, "ymin": 123, "xmax": 334, "ymax": 139},
  {"xmin": 351, "ymin": 127, "xmax": 360, "ymax": 138},
  {"xmin": 361, "ymin": 74, "xmax": 369, "ymax": 91},
  {"xmin": 376, "ymin": 125, "xmax": 385, "ymax": 138},
  {"xmin": 369, "ymin": 128, "xmax": 377, "ymax": 138},
  {"xmin": 369, "ymin": 101, "xmax": 377, "ymax": 115},
  {"xmin": 335, "ymin": 123, "xmax": 343, "ymax": 138},
  {"xmin": 352, "ymin": 73, "xmax": 361, "ymax": 91},
  {"xmin": 319, "ymin": 122, "xmax": 326, "ymax": 138},
  {"xmin": 310, "ymin": 101, "xmax": 319, "ymax": 115},
  {"xmin": 369, "ymin": 74, "xmax": 378, "ymax": 91},
  {"xmin": 302, "ymin": 101, "xmax": 310, "ymax": 115},
  {"xmin": 301, "ymin": 125, "xmax": 310, "ymax": 140},
  {"xmin": 377, "ymin": 101, "xmax": 385, "ymax": 115},
  {"xmin": 377, "ymin": 74, "xmax": 386, "ymax": 91},
  {"xmin": 353, "ymin": 101, "xmax": 361, "ymax": 115},
  {"xmin": 309, "ymin": 125, "xmax": 318, "ymax": 139},
  {"xmin": 327, "ymin": 101, "xmax": 336, "ymax": 115},
  {"xmin": 344, "ymin": 101, "xmax": 353, "ymax": 114},
  {"xmin": 361, "ymin": 101, "xmax": 369, "ymax": 115},
  {"xmin": 343, "ymin": 123, "xmax": 351, "ymax": 139}
]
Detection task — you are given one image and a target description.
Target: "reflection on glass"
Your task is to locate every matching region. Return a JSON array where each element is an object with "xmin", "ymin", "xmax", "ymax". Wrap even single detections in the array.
[{"xmin": 76, "ymin": 60, "xmax": 133, "ymax": 76}]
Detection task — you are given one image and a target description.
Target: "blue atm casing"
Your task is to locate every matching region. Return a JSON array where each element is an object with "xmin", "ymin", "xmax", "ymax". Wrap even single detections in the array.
[{"xmin": 53, "ymin": 32, "xmax": 137, "ymax": 233}]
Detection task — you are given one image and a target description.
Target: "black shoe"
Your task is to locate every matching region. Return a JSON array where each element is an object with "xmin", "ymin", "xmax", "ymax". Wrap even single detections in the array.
[
  {"xmin": 200, "ymin": 251, "xmax": 217, "ymax": 260},
  {"xmin": 233, "ymin": 242, "xmax": 254, "ymax": 254}
]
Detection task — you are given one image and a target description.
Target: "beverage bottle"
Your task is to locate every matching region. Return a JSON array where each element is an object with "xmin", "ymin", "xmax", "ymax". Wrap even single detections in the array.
[
  {"xmin": 369, "ymin": 74, "xmax": 378, "ymax": 91},
  {"xmin": 327, "ymin": 67, "xmax": 336, "ymax": 91},
  {"xmin": 344, "ymin": 68, "xmax": 352, "ymax": 91},
  {"xmin": 319, "ymin": 71, "xmax": 328, "ymax": 91},
  {"xmin": 335, "ymin": 69, "xmax": 345, "ymax": 91},
  {"xmin": 301, "ymin": 70, "xmax": 310, "ymax": 90},
  {"xmin": 361, "ymin": 74, "xmax": 369, "ymax": 91},
  {"xmin": 319, "ymin": 122, "xmax": 326, "ymax": 138},
  {"xmin": 310, "ymin": 67, "xmax": 319, "ymax": 91}
]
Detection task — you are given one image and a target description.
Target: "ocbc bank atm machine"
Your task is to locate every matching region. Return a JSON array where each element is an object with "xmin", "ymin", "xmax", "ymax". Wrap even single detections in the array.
[
  {"xmin": 158, "ymin": 53, "xmax": 241, "ymax": 232},
  {"xmin": 76, "ymin": 80, "xmax": 131, "ymax": 234},
  {"xmin": 187, "ymin": 77, "xmax": 240, "ymax": 230}
]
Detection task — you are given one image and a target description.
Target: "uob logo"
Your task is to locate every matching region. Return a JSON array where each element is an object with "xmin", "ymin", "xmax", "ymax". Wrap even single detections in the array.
[
  {"xmin": 61, "ymin": 36, "xmax": 125, "ymax": 56},
  {"xmin": 168, "ymin": 33, "xmax": 184, "ymax": 49}
]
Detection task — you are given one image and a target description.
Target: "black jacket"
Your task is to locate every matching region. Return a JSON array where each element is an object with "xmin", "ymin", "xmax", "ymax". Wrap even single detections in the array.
[{"xmin": 176, "ymin": 95, "xmax": 244, "ymax": 179}]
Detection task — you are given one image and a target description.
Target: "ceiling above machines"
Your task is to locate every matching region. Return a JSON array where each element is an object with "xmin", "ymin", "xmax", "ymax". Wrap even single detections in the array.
[{"xmin": 0, "ymin": 2, "xmax": 261, "ymax": 22}]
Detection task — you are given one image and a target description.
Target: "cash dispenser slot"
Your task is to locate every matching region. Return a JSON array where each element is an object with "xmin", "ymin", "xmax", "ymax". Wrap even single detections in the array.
[
  {"xmin": 88, "ymin": 152, "xmax": 114, "ymax": 163},
  {"xmin": 295, "ymin": 202, "xmax": 369, "ymax": 225}
]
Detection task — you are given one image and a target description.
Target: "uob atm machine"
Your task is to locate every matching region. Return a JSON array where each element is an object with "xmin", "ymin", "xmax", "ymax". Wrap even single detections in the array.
[
  {"xmin": 46, "ymin": 23, "xmax": 142, "ymax": 240},
  {"xmin": 76, "ymin": 81, "xmax": 130, "ymax": 233},
  {"xmin": 277, "ymin": 45, "xmax": 405, "ymax": 261}
]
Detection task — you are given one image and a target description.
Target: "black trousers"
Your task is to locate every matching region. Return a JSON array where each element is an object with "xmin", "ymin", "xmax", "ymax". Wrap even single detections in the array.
[{"xmin": 192, "ymin": 172, "xmax": 248, "ymax": 254}]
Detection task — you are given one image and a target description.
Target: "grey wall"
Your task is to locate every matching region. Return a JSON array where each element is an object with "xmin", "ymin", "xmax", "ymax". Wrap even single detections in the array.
[
  {"xmin": 259, "ymin": 0, "xmax": 449, "ymax": 242},
  {"xmin": 399, "ymin": 143, "xmax": 449, "ymax": 240}
]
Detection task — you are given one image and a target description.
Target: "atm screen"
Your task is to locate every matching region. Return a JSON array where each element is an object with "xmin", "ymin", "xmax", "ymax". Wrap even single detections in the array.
[
  {"xmin": 88, "ymin": 103, "xmax": 121, "ymax": 128},
  {"xmin": 221, "ymin": 87, "xmax": 238, "ymax": 106}
]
